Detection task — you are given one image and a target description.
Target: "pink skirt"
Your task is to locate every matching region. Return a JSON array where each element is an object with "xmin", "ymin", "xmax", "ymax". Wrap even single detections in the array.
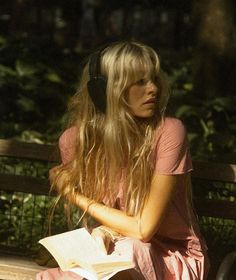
[{"xmin": 36, "ymin": 237, "xmax": 209, "ymax": 280}]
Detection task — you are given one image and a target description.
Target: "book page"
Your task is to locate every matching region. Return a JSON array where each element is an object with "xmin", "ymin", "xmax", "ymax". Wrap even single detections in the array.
[
  {"xmin": 70, "ymin": 266, "xmax": 132, "ymax": 280},
  {"xmin": 39, "ymin": 228, "xmax": 104, "ymax": 271},
  {"xmin": 39, "ymin": 227, "xmax": 134, "ymax": 278}
]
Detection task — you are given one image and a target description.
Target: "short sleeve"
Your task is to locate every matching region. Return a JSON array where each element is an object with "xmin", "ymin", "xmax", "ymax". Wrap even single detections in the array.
[
  {"xmin": 58, "ymin": 126, "xmax": 77, "ymax": 164},
  {"xmin": 154, "ymin": 118, "xmax": 193, "ymax": 175}
]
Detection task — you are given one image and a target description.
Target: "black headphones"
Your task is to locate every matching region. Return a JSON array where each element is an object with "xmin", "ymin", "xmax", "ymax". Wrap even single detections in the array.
[{"xmin": 87, "ymin": 48, "xmax": 107, "ymax": 113}]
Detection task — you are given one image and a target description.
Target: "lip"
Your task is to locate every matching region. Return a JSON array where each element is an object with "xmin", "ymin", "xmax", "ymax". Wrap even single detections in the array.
[{"xmin": 143, "ymin": 98, "xmax": 156, "ymax": 105}]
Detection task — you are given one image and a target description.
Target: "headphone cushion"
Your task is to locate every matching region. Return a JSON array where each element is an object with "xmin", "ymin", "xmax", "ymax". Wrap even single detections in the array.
[{"xmin": 87, "ymin": 76, "xmax": 107, "ymax": 113}]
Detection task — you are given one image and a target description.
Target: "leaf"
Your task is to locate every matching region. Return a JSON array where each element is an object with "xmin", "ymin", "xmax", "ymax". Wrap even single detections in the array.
[
  {"xmin": 0, "ymin": 64, "xmax": 17, "ymax": 77},
  {"xmin": 187, "ymin": 132, "xmax": 199, "ymax": 142},
  {"xmin": 45, "ymin": 70, "xmax": 62, "ymax": 83},
  {"xmin": 183, "ymin": 83, "xmax": 193, "ymax": 91},
  {"xmin": 208, "ymin": 97, "xmax": 234, "ymax": 112},
  {"xmin": 0, "ymin": 36, "xmax": 7, "ymax": 46},
  {"xmin": 17, "ymin": 96, "xmax": 36, "ymax": 112},
  {"xmin": 175, "ymin": 104, "xmax": 198, "ymax": 118},
  {"xmin": 0, "ymin": 64, "xmax": 17, "ymax": 87},
  {"xmin": 15, "ymin": 59, "xmax": 37, "ymax": 77},
  {"xmin": 18, "ymin": 130, "xmax": 44, "ymax": 144}
]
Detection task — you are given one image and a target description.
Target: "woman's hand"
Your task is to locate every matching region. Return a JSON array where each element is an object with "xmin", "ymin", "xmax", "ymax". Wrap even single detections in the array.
[
  {"xmin": 49, "ymin": 164, "xmax": 71, "ymax": 195},
  {"xmin": 91, "ymin": 227, "xmax": 113, "ymax": 254}
]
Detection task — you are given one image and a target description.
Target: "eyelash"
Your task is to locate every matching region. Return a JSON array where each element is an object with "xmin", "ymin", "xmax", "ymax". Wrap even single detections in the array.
[
  {"xmin": 135, "ymin": 77, "xmax": 159, "ymax": 86},
  {"xmin": 136, "ymin": 79, "xmax": 148, "ymax": 86}
]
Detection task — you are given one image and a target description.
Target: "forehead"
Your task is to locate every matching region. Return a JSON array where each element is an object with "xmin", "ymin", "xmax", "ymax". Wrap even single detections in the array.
[{"xmin": 127, "ymin": 53, "xmax": 156, "ymax": 83}]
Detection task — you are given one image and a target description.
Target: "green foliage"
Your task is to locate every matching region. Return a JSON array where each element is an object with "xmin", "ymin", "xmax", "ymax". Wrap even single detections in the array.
[
  {"xmin": 0, "ymin": 35, "xmax": 82, "ymax": 142},
  {"xmin": 0, "ymin": 156, "xmax": 48, "ymax": 247},
  {"xmin": 200, "ymin": 216, "xmax": 236, "ymax": 268},
  {"xmin": 0, "ymin": 152, "xmax": 89, "ymax": 249},
  {"xmin": 166, "ymin": 59, "xmax": 236, "ymax": 162},
  {"xmin": 0, "ymin": 192, "xmax": 50, "ymax": 248},
  {"xmin": 176, "ymin": 96, "xmax": 236, "ymax": 161}
]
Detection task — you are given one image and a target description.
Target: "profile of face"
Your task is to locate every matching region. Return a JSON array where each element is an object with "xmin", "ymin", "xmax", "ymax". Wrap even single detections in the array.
[
  {"xmin": 90, "ymin": 42, "xmax": 163, "ymax": 119},
  {"xmin": 126, "ymin": 78, "xmax": 158, "ymax": 118}
]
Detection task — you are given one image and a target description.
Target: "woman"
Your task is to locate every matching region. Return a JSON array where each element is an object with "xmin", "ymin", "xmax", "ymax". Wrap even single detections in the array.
[{"xmin": 37, "ymin": 41, "xmax": 209, "ymax": 279}]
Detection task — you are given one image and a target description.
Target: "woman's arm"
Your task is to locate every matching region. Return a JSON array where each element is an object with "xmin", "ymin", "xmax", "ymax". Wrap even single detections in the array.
[{"xmin": 69, "ymin": 173, "xmax": 184, "ymax": 242}]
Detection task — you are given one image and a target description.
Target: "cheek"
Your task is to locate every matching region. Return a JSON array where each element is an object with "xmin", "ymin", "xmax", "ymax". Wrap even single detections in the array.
[
  {"xmin": 127, "ymin": 88, "xmax": 143, "ymax": 106},
  {"xmin": 128, "ymin": 94, "xmax": 137, "ymax": 106}
]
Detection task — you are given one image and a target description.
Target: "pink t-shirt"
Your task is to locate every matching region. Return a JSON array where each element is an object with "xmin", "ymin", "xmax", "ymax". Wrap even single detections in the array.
[
  {"xmin": 58, "ymin": 117, "xmax": 200, "ymax": 241},
  {"xmin": 37, "ymin": 117, "xmax": 209, "ymax": 280},
  {"xmin": 58, "ymin": 117, "xmax": 192, "ymax": 172},
  {"xmin": 58, "ymin": 126, "xmax": 77, "ymax": 165},
  {"xmin": 154, "ymin": 117, "xmax": 193, "ymax": 175}
]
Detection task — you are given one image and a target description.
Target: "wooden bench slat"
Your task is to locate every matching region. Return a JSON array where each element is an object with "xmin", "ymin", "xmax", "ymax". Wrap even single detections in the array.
[
  {"xmin": 0, "ymin": 254, "xmax": 44, "ymax": 280},
  {"xmin": 194, "ymin": 198, "xmax": 236, "ymax": 220},
  {"xmin": 192, "ymin": 161, "xmax": 236, "ymax": 183},
  {"xmin": 0, "ymin": 174, "xmax": 51, "ymax": 195},
  {"xmin": 0, "ymin": 139, "xmax": 60, "ymax": 162}
]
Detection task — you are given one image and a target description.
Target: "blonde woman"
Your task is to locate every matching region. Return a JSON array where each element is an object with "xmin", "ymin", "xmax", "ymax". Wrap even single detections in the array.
[{"xmin": 37, "ymin": 41, "xmax": 209, "ymax": 279}]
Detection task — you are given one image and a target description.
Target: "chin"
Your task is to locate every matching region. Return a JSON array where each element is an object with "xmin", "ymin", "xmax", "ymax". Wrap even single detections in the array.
[
  {"xmin": 136, "ymin": 111, "xmax": 155, "ymax": 118},
  {"xmin": 142, "ymin": 109, "xmax": 156, "ymax": 117}
]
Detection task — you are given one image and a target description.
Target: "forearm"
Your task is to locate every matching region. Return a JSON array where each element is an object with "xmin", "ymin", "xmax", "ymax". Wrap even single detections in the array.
[
  {"xmin": 67, "ymin": 174, "xmax": 179, "ymax": 242},
  {"xmin": 71, "ymin": 193, "xmax": 142, "ymax": 239}
]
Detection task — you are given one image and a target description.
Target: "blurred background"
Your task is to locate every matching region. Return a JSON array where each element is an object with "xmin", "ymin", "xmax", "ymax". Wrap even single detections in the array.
[{"xmin": 0, "ymin": 0, "xmax": 235, "ymax": 161}]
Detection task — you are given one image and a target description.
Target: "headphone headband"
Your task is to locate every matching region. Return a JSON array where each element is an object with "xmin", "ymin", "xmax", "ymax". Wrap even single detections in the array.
[
  {"xmin": 89, "ymin": 51, "xmax": 101, "ymax": 79},
  {"xmin": 87, "ymin": 47, "xmax": 107, "ymax": 113}
]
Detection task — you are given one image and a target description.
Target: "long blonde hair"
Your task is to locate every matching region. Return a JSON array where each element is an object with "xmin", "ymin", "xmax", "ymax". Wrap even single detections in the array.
[{"xmin": 52, "ymin": 41, "xmax": 169, "ymax": 219}]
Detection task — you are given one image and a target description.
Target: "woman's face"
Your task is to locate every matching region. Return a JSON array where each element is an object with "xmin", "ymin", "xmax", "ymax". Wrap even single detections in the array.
[{"xmin": 126, "ymin": 78, "xmax": 158, "ymax": 118}]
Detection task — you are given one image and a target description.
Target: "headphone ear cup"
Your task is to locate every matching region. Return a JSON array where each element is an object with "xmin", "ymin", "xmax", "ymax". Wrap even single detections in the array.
[{"xmin": 87, "ymin": 76, "xmax": 107, "ymax": 113}]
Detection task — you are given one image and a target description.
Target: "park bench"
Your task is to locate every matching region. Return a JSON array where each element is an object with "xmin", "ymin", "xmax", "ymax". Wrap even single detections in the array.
[{"xmin": 0, "ymin": 138, "xmax": 235, "ymax": 280}]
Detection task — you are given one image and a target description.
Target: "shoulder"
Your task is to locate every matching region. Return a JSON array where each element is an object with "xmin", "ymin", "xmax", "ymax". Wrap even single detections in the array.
[
  {"xmin": 162, "ymin": 117, "xmax": 185, "ymax": 132},
  {"xmin": 59, "ymin": 126, "xmax": 77, "ymax": 150},
  {"xmin": 157, "ymin": 117, "xmax": 187, "ymax": 143},
  {"xmin": 58, "ymin": 126, "xmax": 77, "ymax": 164},
  {"xmin": 154, "ymin": 117, "xmax": 192, "ymax": 174},
  {"xmin": 154, "ymin": 117, "xmax": 189, "ymax": 158}
]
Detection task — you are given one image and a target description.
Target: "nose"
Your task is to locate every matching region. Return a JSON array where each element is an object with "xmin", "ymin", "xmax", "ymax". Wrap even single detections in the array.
[{"xmin": 146, "ymin": 81, "xmax": 157, "ymax": 95}]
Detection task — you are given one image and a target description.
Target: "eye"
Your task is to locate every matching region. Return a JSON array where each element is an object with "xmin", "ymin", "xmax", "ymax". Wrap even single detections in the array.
[{"xmin": 135, "ymin": 78, "xmax": 148, "ymax": 86}]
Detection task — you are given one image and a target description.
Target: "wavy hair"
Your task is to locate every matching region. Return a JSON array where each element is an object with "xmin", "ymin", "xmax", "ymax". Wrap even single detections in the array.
[{"xmin": 51, "ymin": 41, "xmax": 169, "ymax": 221}]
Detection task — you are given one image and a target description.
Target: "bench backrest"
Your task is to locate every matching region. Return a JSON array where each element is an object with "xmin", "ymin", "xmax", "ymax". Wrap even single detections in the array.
[
  {"xmin": 0, "ymin": 139, "xmax": 235, "ymax": 219},
  {"xmin": 192, "ymin": 161, "xmax": 236, "ymax": 220},
  {"xmin": 0, "ymin": 139, "xmax": 59, "ymax": 195}
]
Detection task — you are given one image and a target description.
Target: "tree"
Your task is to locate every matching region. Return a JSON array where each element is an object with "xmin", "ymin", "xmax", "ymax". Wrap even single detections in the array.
[{"xmin": 192, "ymin": 0, "xmax": 235, "ymax": 98}]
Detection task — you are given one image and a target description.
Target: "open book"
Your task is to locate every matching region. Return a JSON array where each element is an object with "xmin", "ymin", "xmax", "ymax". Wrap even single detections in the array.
[{"xmin": 39, "ymin": 228, "xmax": 134, "ymax": 280}]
